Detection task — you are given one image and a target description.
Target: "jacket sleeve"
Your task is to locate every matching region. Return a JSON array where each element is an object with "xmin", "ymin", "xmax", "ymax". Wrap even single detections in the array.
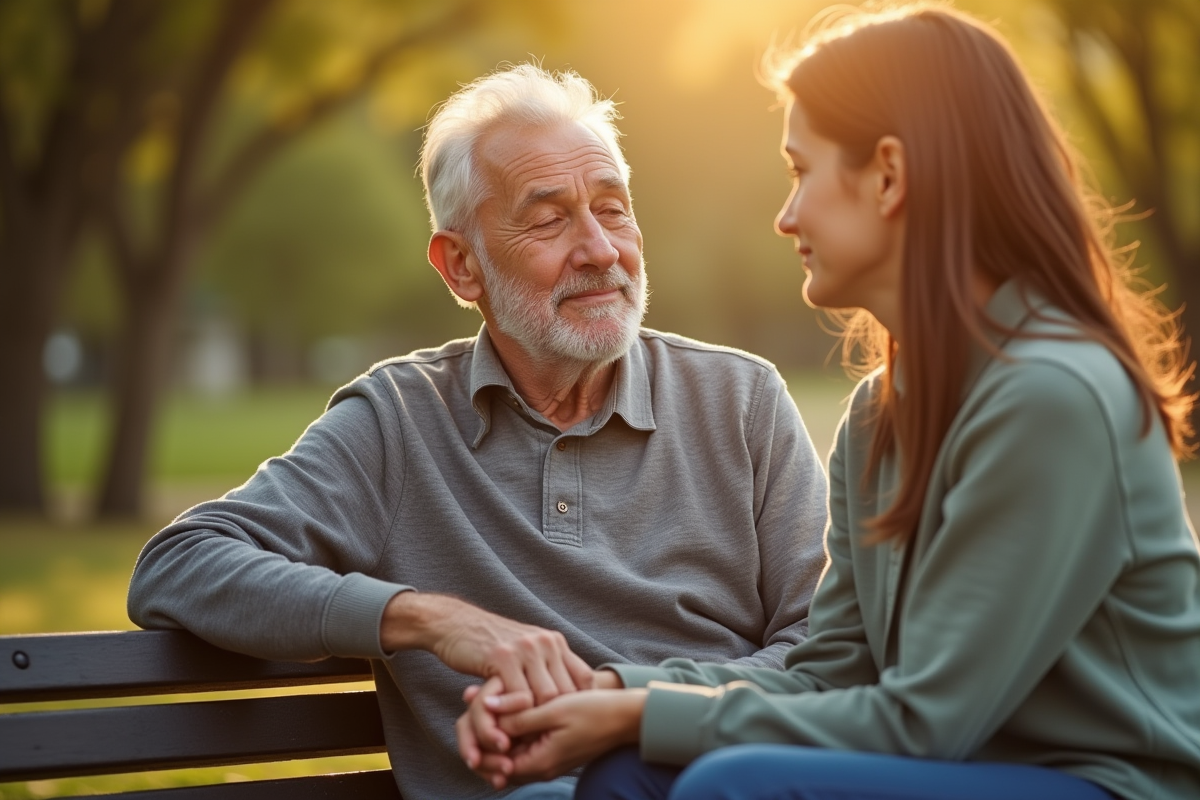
[
  {"xmin": 632, "ymin": 360, "xmax": 1134, "ymax": 766},
  {"xmin": 127, "ymin": 377, "xmax": 411, "ymax": 662}
]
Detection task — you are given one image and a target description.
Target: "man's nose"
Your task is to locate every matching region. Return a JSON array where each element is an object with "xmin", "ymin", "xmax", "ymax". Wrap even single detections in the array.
[{"xmin": 570, "ymin": 212, "xmax": 621, "ymax": 270}]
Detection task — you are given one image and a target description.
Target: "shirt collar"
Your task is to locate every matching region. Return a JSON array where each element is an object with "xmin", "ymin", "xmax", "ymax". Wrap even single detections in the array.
[
  {"xmin": 468, "ymin": 326, "xmax": 516, "ymax": 448},
  {"xmin": 609, "ymin": 337, "xmax": 656, "ymax": 433},
  {"xmin": 468, "ymin": 326, "xmax": 656, "ymax": 447}
]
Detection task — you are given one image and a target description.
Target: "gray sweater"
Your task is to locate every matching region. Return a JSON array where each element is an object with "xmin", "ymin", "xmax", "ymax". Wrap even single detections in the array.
[{"xmin": 128, "ymin": 327, "xmax": 829, "ymax": 799}]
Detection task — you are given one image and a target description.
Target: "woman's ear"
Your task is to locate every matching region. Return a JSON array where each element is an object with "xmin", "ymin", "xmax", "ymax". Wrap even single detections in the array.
[
  {"xmin": 874, "ymin": 135, "xmax": 906, "ymax": 219},
  {"xmin": 428, "ymin": 231, "xmax": 484, "ymax": 304}
]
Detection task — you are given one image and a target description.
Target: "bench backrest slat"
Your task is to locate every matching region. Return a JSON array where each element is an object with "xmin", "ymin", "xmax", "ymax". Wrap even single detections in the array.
[
  {"xmin": 0, "ymin": 691, "xmax": 387, "ymax": 783},
  {"xmin": 1, "ymin": 631, "xmax": 372, "ymax": 703},
  {"xmin": 1, "ymin": 630, "xmax": 403, "ymax": 797}
]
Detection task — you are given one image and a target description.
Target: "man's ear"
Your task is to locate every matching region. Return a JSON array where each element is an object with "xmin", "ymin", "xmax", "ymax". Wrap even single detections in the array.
[
  {"xmin": 428, "ymin": 231, "xmax": 484, "ymax": 304},
  {"xmin": 874, "ymin": 135, "xmax": 906, "ymax": 219}
]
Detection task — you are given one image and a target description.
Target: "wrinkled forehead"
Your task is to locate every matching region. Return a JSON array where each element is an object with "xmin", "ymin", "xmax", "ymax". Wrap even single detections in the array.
[{"xmin": 476, "ymin": 121, "xmax": 628, "ymax": 209}]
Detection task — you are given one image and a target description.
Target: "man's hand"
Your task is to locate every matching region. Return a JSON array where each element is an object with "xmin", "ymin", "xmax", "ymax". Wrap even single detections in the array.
[
  {"xmin": 479, "ymin": 689, "xmax": 646, "ymax": 788},
  {"xmin": 380, "ymin": 592, "xmax": 593, "ymax": 701},
  {"xmin": 456, "ymin": 669, "xmax": 625, "ymax": 787},
  {"xmin": 456, "ymin": 677, "xmax": 530, "ymax": 788}
]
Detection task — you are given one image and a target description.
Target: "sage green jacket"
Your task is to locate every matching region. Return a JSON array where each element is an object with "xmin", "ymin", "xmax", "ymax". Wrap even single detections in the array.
[{"xmin": 611, "ymin": 282, "xmax": 1200, "ymax": 800}]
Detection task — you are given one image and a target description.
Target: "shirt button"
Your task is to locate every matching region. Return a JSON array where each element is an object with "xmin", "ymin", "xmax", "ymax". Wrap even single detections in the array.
[
  {"xmin": 556, "ymin": 441, "xmax": 567, "ymax": 451},
  {"xmin": 557, "ymin": 501, "xmax": 569, "ymax": 514}
]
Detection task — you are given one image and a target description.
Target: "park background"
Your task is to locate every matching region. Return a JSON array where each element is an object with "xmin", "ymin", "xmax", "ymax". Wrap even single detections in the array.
[{"xmin": 0, "ymin": 0, "xmax": 1197, "ymax": 795}]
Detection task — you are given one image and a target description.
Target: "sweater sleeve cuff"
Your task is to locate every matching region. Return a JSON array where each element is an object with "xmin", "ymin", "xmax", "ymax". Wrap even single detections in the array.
[
  {"xmin": 640, "ymin": 682, "xmax": 722, "ymax": 766},
  {"xmin": 323, "ymin": 573, "xmax": 412, "ymax": 659},
  {"xmin": 606, "ymin": 663, "xmax": 679, "ymax": 688}
]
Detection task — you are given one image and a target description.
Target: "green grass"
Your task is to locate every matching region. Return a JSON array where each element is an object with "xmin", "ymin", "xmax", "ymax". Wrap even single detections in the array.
[
  {"xmin": 44, "ymin": 386, "xmax": 335, "ymax": 522},
  {"xmin": 46, "ymin": 387, "xmax": 335, "ymax": 487},
  {"xmin": 0, "ymin": 523, "xmax": 148, "ymax": 634}
]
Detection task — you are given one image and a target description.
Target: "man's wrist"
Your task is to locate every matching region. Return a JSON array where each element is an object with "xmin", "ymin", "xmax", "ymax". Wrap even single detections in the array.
[{"xmin": 380, "ymin": 591, "xmax": 454, "ymax": 652}]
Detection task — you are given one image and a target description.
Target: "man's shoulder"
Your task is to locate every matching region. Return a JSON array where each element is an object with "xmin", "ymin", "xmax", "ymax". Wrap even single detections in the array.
[
  {"xmin": 636, "ymin": 328, "xmax": 778, "ymax": 375},
  {"xmin": 328, "ymin": 336, "xmax": 477, "ymax": 413},
  {"xmin": 365, "ymin": 336, "xmax": 477, "ymax": 377}
]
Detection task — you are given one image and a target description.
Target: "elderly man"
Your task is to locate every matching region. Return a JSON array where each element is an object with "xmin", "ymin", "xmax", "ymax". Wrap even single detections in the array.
[{"xmin": 127, "ymin": 64, "xmax": 828, "ymax": 800}]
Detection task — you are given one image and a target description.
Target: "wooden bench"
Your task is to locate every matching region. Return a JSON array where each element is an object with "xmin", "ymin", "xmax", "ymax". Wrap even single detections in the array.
[{"xmin": 0, "ymin": 629, "xmax": 403, "ymax": 799}]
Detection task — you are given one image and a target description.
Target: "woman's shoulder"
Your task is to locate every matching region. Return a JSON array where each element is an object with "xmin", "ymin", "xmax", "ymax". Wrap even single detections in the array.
[
  {"xmin": 845, "ymin": 366, "xmax": 886, "ymax": 414},
  {"xmin": 962, "ymin": 315, "xmax": 1154, "ymax": 467},
  {"xmin": 987, "ymin": 313, "xmax": 1139, "ymax": 420}
]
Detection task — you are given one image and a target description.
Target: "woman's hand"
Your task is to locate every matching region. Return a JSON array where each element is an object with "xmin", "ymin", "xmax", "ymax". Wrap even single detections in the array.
[
  {"xmin": 456, "ymin": 670, "xmax": 627, "ymax": 789},
  {"xmin": 494, "ymin": 688, "xmax": 647, "ymax": 787}
]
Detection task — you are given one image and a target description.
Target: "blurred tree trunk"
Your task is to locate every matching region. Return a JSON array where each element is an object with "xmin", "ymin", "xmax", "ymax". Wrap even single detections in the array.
[
  {"xmin": 1049, "ymin": 0, "xmax": 1200, "ymax": 434},
  {"xmin": 96, "ymin": 251, "xmax": 194, "ymax": 516},
  {"xmin": 0, "ymin": 0, "xmax": 155, "ymax": 515},
  {"xmin": 0, "ymin": 218, "xmax": 72, "ymax": 514},
  {"xmin": 95, "ymin": 0, "xmax": 274, "ymax": 517}
]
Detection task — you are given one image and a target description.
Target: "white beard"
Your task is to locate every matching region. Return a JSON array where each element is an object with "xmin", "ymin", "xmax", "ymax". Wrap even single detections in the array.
[{"xmin": 477, "ymin": 244, "xmax": 649, "ymax": 366}]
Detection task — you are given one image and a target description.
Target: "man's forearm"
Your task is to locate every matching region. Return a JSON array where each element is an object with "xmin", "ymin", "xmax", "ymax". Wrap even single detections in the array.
[{"xmin": 380, "ymin": 591, "xmax": 594, "ymax": 700}]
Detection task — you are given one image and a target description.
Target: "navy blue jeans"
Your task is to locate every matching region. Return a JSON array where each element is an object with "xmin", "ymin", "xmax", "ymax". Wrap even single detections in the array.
[{"xmin": 574, "ymin": 745, "xmax": 1117, "ymax": 800}]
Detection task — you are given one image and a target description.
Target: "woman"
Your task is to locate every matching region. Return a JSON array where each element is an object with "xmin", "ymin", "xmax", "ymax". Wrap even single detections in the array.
[{"xmin": 460, "ymin": 5, "xmax": 1200, "ymax": 798}]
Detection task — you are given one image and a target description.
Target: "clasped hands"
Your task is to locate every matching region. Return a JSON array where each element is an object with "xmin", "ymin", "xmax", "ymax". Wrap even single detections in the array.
[
  {"xmin": 380, "ymin": 592, "xmax": 644, "ymax": 789},
  {"xmin": 456, "ymin": 669, "xmax": 644, "ymax": 790}
]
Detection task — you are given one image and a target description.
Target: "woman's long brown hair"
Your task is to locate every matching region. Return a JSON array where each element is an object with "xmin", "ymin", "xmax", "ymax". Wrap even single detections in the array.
[{"xmin": 772, "ymin": 4, "xmax": 1194, "ymax": 543}]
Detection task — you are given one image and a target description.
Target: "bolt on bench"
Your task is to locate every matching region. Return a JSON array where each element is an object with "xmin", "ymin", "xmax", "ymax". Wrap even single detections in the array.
[{"xmin": 0, "ymin": 629, "xmax": 403, "ymax": 799}]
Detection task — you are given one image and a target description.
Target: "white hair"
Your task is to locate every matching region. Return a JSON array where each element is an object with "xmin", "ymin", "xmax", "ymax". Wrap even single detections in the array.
[{"xmin": 419, "ymin": 63, "xmax": 630, "ymax": 238}]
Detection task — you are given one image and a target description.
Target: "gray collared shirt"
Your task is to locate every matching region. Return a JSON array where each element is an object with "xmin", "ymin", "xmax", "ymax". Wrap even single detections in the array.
[{"xmin": 128, "ymin": 326, "xmax": 829, "ymax": 799}]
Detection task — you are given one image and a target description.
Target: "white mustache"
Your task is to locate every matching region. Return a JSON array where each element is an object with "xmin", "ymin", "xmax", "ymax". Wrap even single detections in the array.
[{"xmin": 551, "ymin": 272, "xmax": 634, "ymax": 306}]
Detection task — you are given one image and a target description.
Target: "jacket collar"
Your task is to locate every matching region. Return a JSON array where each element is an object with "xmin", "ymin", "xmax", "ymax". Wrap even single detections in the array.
[{"xmin": 962, "ymin": 279, "xmax": 1049, "ymax": 394}]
